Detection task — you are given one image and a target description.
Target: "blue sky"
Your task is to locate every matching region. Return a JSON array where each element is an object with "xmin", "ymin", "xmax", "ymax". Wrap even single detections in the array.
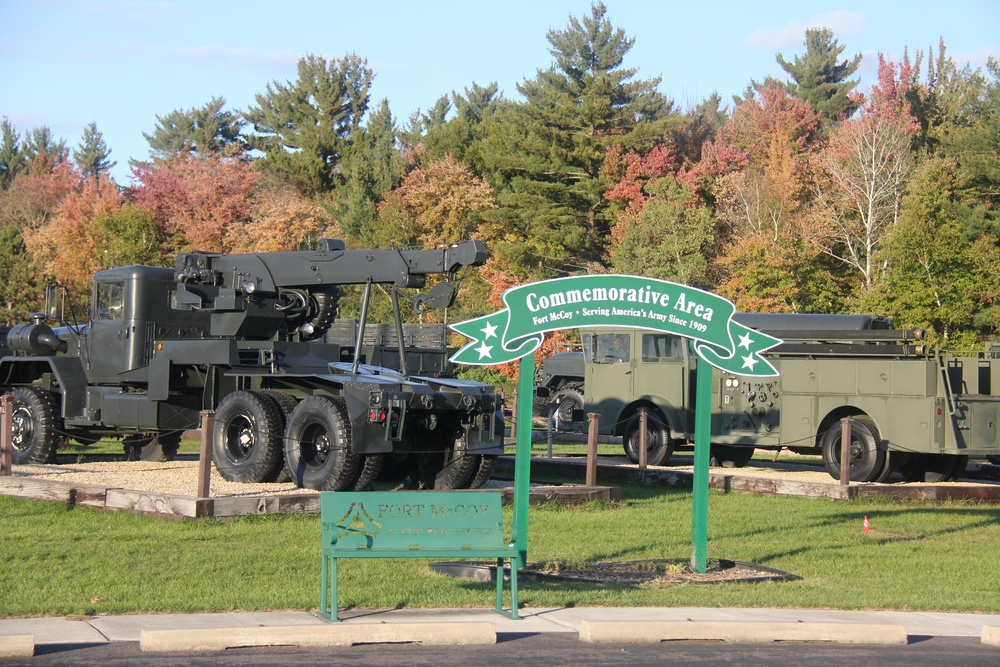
[{"xmin": 2, "ymin": 0, "xmax": 997, "ymax": 183}]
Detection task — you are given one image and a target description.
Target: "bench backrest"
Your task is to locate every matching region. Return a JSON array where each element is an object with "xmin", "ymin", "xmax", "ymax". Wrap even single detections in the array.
[{"xmin": 321, "ymin": 491, "xmax": 506, "ymax": 552}]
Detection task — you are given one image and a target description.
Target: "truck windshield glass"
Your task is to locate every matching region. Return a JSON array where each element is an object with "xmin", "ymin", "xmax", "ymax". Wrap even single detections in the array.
[
  {"xmin": 583, "ymin": 332, "xmax": 630, "ymax": 364},
  {"xmin": 95, "ymin": 282, "xmax": 124, "ymax": 320},
  {"xmin": 642, "ymin": 333, "xmax": 684, "ymax": 361}
]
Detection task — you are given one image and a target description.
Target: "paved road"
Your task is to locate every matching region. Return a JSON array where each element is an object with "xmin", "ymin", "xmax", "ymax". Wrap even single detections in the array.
[{"xmin": 5, "ymin": 633, "xmax": 999, "ymax": 667}]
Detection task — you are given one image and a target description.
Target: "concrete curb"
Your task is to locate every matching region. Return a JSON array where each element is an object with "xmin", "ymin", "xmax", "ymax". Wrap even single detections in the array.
[
  {"xmin": 983, "ymin": 625, "xmax": 1000, "ymax": 647},
  {"xmin": 0, "ymin": 634, "xmax": 34, "ymax": 658},
  {"xmin": 139, "ymin": 622, "xmax": 496, "ymax": 652},
  {"xmin": 578, "ymin": 621, "xmax": 908, "ymax": 645}
]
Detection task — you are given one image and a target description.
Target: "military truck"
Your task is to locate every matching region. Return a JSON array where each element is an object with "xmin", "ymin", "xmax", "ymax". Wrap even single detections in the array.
[
  {"xmin": 577, "ymin": 313, "xmax": 1000, "ymax": 483},
  {"xmin": 534, "ymin": 347, "xmax": 584, "ymax": 425},
  {"xmin": 1, "ymin": 240, "xmax": 503, "ymax": 491}
]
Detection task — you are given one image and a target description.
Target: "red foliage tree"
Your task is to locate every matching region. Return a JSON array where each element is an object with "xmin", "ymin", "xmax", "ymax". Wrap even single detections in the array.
[{"xmin": 128, "ymin": 150, "xmax": 261, "ymax": 254}]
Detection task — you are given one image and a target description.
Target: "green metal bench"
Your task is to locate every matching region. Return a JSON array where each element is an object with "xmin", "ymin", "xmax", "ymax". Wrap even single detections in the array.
[{"xmin": 319, "ymin": 491, "xmax": 520, "ymax": 621}]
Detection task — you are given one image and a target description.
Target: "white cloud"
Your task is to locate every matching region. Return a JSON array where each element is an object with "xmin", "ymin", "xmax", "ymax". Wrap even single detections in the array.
[{"xmin": 743, "ymin": 10, "xmax": 866, "ymax": 50}]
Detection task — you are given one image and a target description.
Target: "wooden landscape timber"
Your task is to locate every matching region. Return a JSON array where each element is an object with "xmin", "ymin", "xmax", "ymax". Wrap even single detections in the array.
[
  {"xmin": 495, "ymin": 456, "xmax": 1000, "ymax": 504},
  {"xmin": 0, "ymin": 468, "xmax": 620, "ymax": 520}
]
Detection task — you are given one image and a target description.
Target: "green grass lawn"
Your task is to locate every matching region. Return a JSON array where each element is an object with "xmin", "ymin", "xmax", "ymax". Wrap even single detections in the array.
[{"xmin": 2, "ymin": 482, "xmax": 998, "ymax": 617}]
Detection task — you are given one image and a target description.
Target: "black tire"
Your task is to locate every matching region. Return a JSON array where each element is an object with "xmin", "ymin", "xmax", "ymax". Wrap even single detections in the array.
[
  {"xmin": 262, "ymin": 391, "xmax": 298, "ymax": 483},
  {"xmin": 898, "ymin": 453, "xmax": 968, "ymax": 483},
  {"xmin": 710, "ymin": 444, "xmax": 754, "ymax": 468},
  {"xmin": 8, "ymin": 386, "xmax": 61, "ymax": 464},
  {"xmin": 467, "ymin": 455, "xmax": 497, "ymax": 489},
  {"xmin": 212, "ymin": 390, "xmax": 285, "ymax": 483},
  {"xmin": 284, "ymin": 396, "xmax": 361, "ymax": 491},
  {"xmin": 433, "ymin": 435, "xmax": 480, "ymax": 490},
  {"xmin": 123, "ymin": 431, "xmax": 181, "ymax": 462},
  {"xmin": 551, "ymin": 388, "xmax": 584, "ymax": 428},
  {"xmin": 821, "ymin": 417, "xmax": 890, "ymax": 483},
  {"xmin": 988, "ymin": 455, "xmax": 1000, "ymax": 465},
  {"xmin": 352, "ymin": 454, "xmax": 385, "ymax": 490},
  {"xmin": 623, "ymin": 411, "xmax": 674, "ymax": 466}
]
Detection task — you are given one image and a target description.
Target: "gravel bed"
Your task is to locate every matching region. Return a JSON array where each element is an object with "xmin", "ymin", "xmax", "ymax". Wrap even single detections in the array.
[{"xmin": 7, "ymin": 451, "xmax": 997, "ymax": 498}]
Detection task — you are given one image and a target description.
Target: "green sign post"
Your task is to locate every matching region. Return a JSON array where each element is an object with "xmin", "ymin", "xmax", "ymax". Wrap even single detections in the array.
[{"xmin": 450, "ymin": 274, "xmax": 781, "ymax": 572}]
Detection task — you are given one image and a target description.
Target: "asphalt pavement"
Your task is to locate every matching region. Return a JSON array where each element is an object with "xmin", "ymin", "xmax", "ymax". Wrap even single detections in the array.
[{"xmin": 2, "ymin": 606, "xmax": 1000, "ymax": 657}]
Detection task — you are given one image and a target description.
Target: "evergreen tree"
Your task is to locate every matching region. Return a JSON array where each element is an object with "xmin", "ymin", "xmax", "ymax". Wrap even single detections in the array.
[
  {"xmin": 480, "ymin": 2, "xmax": 672, "ymax": 276},
  {"xmin": 22, "ymin": 126, "xmax": 68, "ymax": 170},
  {"xmin": 0, "ymin": 117, "xmax": 27, "ymax": 188},
  {"xmin": 777, "ymin": 28, "xmax": 862, "ymax": 126},
  {"xmin": 0, "ymin": 223, "xmax": 41, "ymax": 324},
  {"xmin": 334, "ymin": 99, "xmax": 407, "ymax": 244},
  {"xmin": 244, "ymin": 54, "xmax": 372, "ymax": 194},
  {"xmin": 419, "ymin": 81, "xmax": 503, "ymax": 165},
  {"xmin": 73, "ymin": 122, "xmax": 116, "ymax": 180},
  {"xmin": 143, "ymin": 96, "xmax": 245, "ymax": 159}
]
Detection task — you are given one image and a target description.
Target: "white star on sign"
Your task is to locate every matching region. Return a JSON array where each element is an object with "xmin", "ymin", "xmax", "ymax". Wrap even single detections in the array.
[
  {"xmin": 481, "ymin": 321, "xmax": 498, "ymax": 340},
  {"xmin": 738, "ymin": 332, "xmax": 754, "ymax": 349},
  {"xmin": 475, "ymin": 341, "xmax": 494, "ymax": 359},
  {"xmin": 741, "ymin": 353, "xmax": 758, "ymax": 371}
]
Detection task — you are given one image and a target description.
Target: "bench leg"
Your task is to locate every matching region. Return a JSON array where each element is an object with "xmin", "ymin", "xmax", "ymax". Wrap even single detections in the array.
[
  {"xmin": 319, "ymin": 555, "xmax": 341, "ymax": 622},
  {"xmin": 509, "ymin": 557, "xmax": 519, "ymax": 620},
  {"xmin": 495, "ymin": 557, "xmax": 519, "ymax": 620}
]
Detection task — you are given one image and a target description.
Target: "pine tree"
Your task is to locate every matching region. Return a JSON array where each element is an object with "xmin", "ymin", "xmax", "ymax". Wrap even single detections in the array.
[
  {"xmin": 143, "ymin": 96, "xmax": 244, "ymax": 158},
  {"xmin": 73, "ymin": 122, "xmax": 116, "ymax": 180},
  {"xmin": 0, "ymin": 117, "xmax": 27, "ymax": 188},
  {"xmin": 334, "ymin": 99, "xmax": 407, "ymax": 243},
  {"xmin": 480, "ymin": 2, "xmax": 672, "ymax": 275},
  {"xmin": 22, "ymin": 126, "xmax": 68, "ymax": 170},
  {"xmin": 777, "ymin": 28, "xmax": 862, "ymax": 126},
  {"xmin": 0, "ymin": 223, "xmax": 41, "ymax": 324},
  {"xmin": 244, "ymin": 54, "xmax": 372, "ymax": 194}
]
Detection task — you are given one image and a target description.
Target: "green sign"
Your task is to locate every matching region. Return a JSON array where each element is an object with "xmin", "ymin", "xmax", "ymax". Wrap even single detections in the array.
[
  {"xmin": 449, "ymin": 275, "xmax": 782, "ymax": 377},
  {"xmin": 448, "ymin": 273, "xmax": 784, "ymax": 575}
]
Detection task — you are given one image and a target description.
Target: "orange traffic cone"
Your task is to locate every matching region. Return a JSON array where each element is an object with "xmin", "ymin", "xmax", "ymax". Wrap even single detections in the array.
[{"xmin": 863, "ymin": 515, "xmax": 871, "ymax": 533}]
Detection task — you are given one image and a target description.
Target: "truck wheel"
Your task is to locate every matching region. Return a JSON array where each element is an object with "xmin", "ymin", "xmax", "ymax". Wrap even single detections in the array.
[
  {"xmin": 8, "ymin": 386, "xmax": 61, "ymax": 464},
  {"xmin": 262, "ymin": 391, "xmax": 298, "ymax": 483},
  {"xmin": 212, "ymin": 390, "xmax": 285, "ymax": 483},
  {"xmin": 988, "ymin": 455, "xmax": 1000, "ymax": 465},
  {"xmin": 710, "ymin": 444, "xmax": 754, "ymax": 468},
  {"xmin": 284, "ymin": 396, "xmax": 361, "ymax": 491},
  {"xmin": 897, "ymin": 453, "xmax": 968, "ymax": 482},
  {"xmin": 352, "ymin": 454, "xmax": 385, "ymax": 490},
  {"xmin": 552, "ymin": 388, "xmax": 584, "ymax": 429},
  {"xmin": 123, "ymin": 431, "xmax": 181, "ymax": 462},
  {"xmin": 821, "ymin": 417, "xmax": 889, "ymax": 483},
  {"xmin": 467, "ymin": 455, "xmax": 497, "ymax": 489},
  {"xmin": 623, "ymin": 412, "xmax": 674, "ymax": 466},
  {"xmin": 433, "ymin": 435, "xmax": 479, "ymax": 490}
]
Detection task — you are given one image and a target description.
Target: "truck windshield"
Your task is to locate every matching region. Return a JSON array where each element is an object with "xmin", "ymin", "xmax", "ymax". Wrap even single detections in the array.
[
  {"xmin": 95, "ymin": 282, "xmax": 124, "ymax": 320},
  {"xmin": 583, "ymin": 332, "xmax": 631, "ymax": 364}
]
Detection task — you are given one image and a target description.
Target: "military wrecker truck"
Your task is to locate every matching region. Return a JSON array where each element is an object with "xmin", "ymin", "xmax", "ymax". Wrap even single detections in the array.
[
  {"xmin": 566, "ymin": 313, "xmax": 1000, "ymax": 482},
  {"xmin": 1, "ymin": 239, "xmax": 503, "ymax": 491}
]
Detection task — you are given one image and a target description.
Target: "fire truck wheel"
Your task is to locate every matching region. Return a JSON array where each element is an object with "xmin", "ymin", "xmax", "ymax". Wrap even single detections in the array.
[
  {"xmin": 213, "ymin": 390, "xmax": 285, "ymax": 483},
  {"xmin": 284, "ymin": 396, "xmax": 361, "ymax": 491},
  {"xmin": 897, "ymin": 453, "xmax": 968, "ymax": 482},
  {"xmin": 8, "ymin": 386, "xmax": 61, "ymax": 464},
  {"xmin": 709, "ymin": 444, "xmax": 754, "ymax": 468},
  {"xmin": 623, "ymin": 411, "xmax": 674, "ymax": 466},
  {"xmin": 821, "ymin": 417, "xmax": 887, "ymax": 483}
]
